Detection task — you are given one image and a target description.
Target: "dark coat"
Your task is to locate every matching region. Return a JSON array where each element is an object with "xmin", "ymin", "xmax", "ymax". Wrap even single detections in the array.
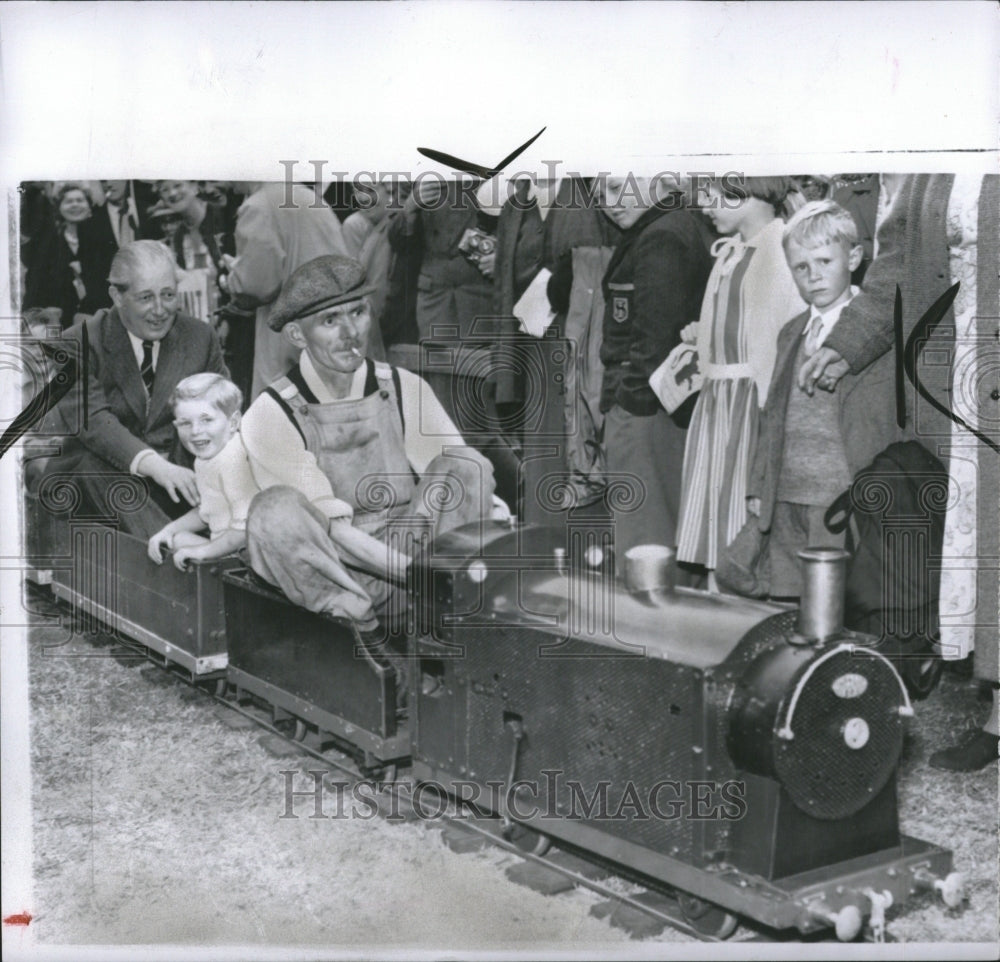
[
  {"xmin": 23, "ymin": 217, "xmax": 112, "ymax": 324},
  {"xmin": 598, "ymin": 202, "xmax": 715, "ymax": 418},
  {"xmin": 749, "ymin": 309, "xmax": 898, "ymax": 531},
  {"xmin": 832, "ymin": 175, "xmax": 879, "ymax": 283},
  {"xmin": 493, "ymin": 194, "xmax": 544, "ymax": 316},
  {"xmin": 389, "ymin": 181, "xmax": 495, "ymax": 340}
]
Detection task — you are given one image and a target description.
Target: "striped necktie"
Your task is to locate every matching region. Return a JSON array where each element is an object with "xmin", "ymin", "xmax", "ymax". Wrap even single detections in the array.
[{"xmin": 140, "ymin": 340, "xmax": 155, "ymax": 395}]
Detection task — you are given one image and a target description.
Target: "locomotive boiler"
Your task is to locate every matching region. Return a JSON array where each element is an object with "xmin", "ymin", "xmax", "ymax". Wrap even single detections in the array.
[{"xmin": 408, "ymin": 521, "xmax": 963, "ymax": 939}]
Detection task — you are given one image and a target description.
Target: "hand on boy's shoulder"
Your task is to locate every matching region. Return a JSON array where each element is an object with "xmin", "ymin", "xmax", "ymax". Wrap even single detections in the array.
[{"xmin": 798, "ymin": 346, "xmax": 849, "ymax": 396}]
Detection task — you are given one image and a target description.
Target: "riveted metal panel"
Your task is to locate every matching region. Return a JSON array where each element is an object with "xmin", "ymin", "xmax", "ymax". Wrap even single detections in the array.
[{"xmin": 415, "ymin": 625, "xmax": 708, "ymax": 861}]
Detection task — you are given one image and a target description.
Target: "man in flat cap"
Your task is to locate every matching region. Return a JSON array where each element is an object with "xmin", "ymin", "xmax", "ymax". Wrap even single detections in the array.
[{"xmin": 240, "ymin": 254, "xmax": 501, "ymax": 628}]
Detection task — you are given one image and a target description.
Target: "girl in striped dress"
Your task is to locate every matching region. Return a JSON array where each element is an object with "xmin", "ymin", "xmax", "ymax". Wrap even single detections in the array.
[{"xmin": 676, "ymin": 177, "xmax": 806, "ymax": 576}]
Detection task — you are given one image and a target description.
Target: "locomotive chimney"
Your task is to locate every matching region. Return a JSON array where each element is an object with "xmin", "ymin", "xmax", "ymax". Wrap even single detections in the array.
[
  {"xmin": 796, "ymin": 547, "xmax": 850, "ymax": 641},
  {"xmin": 623, "ymin": 544, "xmax": 676, "ymax": 598}
]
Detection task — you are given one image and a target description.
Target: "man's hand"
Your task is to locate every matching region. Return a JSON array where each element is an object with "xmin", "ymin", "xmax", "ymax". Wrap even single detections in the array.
[
  {"xmin": 140, "ymin": 455, "xmax": 200, "ymax": 506},
  {"xmin": 477, "ymin": 252, "xmax": 495, "ymax": 279},
  {"xmin": 404, "ymin": 178, "xmax": 444, "ymax": 216},
  {"xmin": 680, "ymin": 321, "xmax": 699, "ymax": 345},
  {"xmin": 746, "ymin": 497, "xmax": 761, "ymax": 517},
  {"xmin": 797, "ymin": 346, "xmax": 850, "ymax": 396}
]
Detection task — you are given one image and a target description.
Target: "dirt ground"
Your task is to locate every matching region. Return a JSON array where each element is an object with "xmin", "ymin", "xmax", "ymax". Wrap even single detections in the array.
[{"xmin": 23, "ymin": 613, "xmax": 1000, "ymax": 955}]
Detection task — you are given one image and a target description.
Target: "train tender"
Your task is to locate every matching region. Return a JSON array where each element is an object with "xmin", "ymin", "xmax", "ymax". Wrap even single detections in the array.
[{"xmin": 408, "ymin": 521, "xmax": 964, "ymax": 940}]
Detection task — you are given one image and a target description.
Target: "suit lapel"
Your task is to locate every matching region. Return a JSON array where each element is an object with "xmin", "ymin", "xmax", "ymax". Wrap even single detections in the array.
[
  {"xmin": 768, "ymin": 312, "xmax": 810, "ymax": 460},
  {"xmin": 103, "ymin": 309, "xmax": 149, "ymax": 425}
]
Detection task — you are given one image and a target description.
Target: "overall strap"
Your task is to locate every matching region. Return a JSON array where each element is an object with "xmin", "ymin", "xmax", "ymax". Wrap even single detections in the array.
[
  {"xmin": 369, "ymin": 359, "xmax": 405, "ymax": 436},
  {"xmin": 264, "ymin": 375, "xmax": 308, "ymax": 445}
]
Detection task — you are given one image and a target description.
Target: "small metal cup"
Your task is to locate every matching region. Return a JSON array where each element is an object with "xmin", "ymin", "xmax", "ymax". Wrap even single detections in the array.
[{"xmin": 623, "ymin": 544, "xmax": 676, "ymax": 595}]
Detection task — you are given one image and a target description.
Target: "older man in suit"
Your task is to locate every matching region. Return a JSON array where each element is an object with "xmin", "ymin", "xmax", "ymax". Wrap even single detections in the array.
[{"xmin": 28, "ymin": 240, "xmax": 228, "ymax": 539}]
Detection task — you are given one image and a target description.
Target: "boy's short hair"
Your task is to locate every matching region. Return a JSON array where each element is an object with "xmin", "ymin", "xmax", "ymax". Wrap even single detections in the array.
[
  {"xmin": 169, "ymin": 373, "xmax": 243, "ymax": 418},
  {"xmin": 782, "ymin": 199, "xmax": 860, "ymax": 251}
]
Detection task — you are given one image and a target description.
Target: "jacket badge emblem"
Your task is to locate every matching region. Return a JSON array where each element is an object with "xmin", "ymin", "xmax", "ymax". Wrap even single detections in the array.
[{"xmin": 612, "ymin": 296, "xmax": 629, "ymax": 323}]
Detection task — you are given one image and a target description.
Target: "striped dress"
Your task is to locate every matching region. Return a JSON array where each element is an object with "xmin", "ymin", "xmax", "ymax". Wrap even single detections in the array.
[{"xmin": 677, "ymin": 221, "xmax": 804, "ymax": 568}]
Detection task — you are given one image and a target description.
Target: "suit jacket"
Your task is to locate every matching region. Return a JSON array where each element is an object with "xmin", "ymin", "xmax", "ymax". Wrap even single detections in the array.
[
  {"xmin": 749, "ymin": 309, "xmax": 899, "ymax": 531},
  {"xmin": 49, "ymin": 308, "xmax": 228, "ymax": 471},
  {"xmin": 824, "ymin": 174, "xmax": 1000, "ymax": 460},
  {"xmin": 89, "ymin": 183, "xmax": 158, "ymax": 279},
  {"xmin": 390, "ymin": 182, "xmax": 495, "ymax": 339},
  {"xmin": 494, "ymin": 194, "xmax": 544, "ymax": 316}
]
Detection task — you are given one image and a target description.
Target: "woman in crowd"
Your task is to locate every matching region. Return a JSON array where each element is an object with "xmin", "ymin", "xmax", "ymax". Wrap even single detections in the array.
[
  {"xmin": 23, "ymin": 183, "xmax": 110, "ymax": 326},
  {"xmin": 155, "ymin": 180, "xmax": 233, "ymax": 311},
  {"xmin": 675, "ymin": 176, "xmax": 806, "ymax": 582}
]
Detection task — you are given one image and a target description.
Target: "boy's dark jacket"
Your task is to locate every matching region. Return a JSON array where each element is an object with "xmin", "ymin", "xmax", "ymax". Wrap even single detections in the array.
[
  {"xmin": 748, "ymin": 308, "xmax": 899, "ymax": 531},
  {"xmin": 599, "ymin": 200, "xmax": 715, "ymax": 419}
]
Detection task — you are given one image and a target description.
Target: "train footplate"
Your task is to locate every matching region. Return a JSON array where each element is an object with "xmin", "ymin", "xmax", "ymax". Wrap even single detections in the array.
[{"xmin": 222, "ymin": 568, "xmax": 410, "ymax": 766}]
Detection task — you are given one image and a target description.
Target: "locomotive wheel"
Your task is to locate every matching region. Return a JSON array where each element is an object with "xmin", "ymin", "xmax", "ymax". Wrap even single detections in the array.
[
  {"xmin": 677, "ymin": 894, "xmax": 739, "ymax": 939},
  {"xmin": 214, "ymin": 678, "xmax": 229, "ymax": 698},
  {"xmin": 293, "ymin": 719, "xmax": 308, "ymax": 742},
  {"xmin": 504, "ymin": 823, "xmax": 552, "ymax": 857}
]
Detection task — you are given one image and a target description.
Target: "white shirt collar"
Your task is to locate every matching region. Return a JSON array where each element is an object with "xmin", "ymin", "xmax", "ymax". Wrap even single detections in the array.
[
  {"xmin": 299, "ymin": 349, "xmax": 367, "ymax": 403},
  {"xmin": 804, "ymin": 285, "xmax": 860, "ymax": 347},
  {"xmin": 124, "ymin": 328, "xmax": 160, "ymax": 370}
]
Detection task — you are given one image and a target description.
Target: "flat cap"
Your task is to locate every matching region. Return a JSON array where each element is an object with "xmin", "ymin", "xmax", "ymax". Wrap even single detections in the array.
[{"xmin": 269, "ymin": 255, "xmax": 376, "ymax": 331}]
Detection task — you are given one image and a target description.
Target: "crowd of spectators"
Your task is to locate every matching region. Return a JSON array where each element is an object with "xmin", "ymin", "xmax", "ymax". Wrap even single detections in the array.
[{"xmin": 18, "ymin": 170, "xmax": 998, "ymax": 771}]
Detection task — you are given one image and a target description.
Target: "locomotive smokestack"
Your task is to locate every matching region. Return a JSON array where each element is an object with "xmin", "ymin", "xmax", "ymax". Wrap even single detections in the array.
[
  {"xmin": 797, "ymin": 547, "xmax": 850, "ymax": 641},
  {"xmin": 623, "ymin": 544, "xmax": 676, "ymax": 598}
]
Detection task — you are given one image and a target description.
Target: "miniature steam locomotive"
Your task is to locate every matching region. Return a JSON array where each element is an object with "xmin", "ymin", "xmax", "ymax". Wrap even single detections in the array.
[
  {"xmin": 24, "ymin": 495, "xmax": 965, "ymax": 941},
  {"xmin": 406, "ymin": 520, "xmax": 964, "ymax": 939}
]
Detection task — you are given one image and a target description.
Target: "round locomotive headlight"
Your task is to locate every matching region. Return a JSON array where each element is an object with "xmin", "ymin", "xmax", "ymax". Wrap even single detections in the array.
[
  {"xmin": 841, "ymin": 716, "xmax": 870, "ymax": 750},
  {"xmin": 584, "ymin": 545, "xmax": 604, "ymax": 568},
  {"xmin": 466, "ymin": 561, "xmax": 488, "ymax": 584}
]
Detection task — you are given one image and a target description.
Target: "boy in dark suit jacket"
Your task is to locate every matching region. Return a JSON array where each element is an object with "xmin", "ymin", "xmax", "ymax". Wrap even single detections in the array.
[{"xmin": 747, "ymin": 200, "xmax": 873, "ymax": 597}]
